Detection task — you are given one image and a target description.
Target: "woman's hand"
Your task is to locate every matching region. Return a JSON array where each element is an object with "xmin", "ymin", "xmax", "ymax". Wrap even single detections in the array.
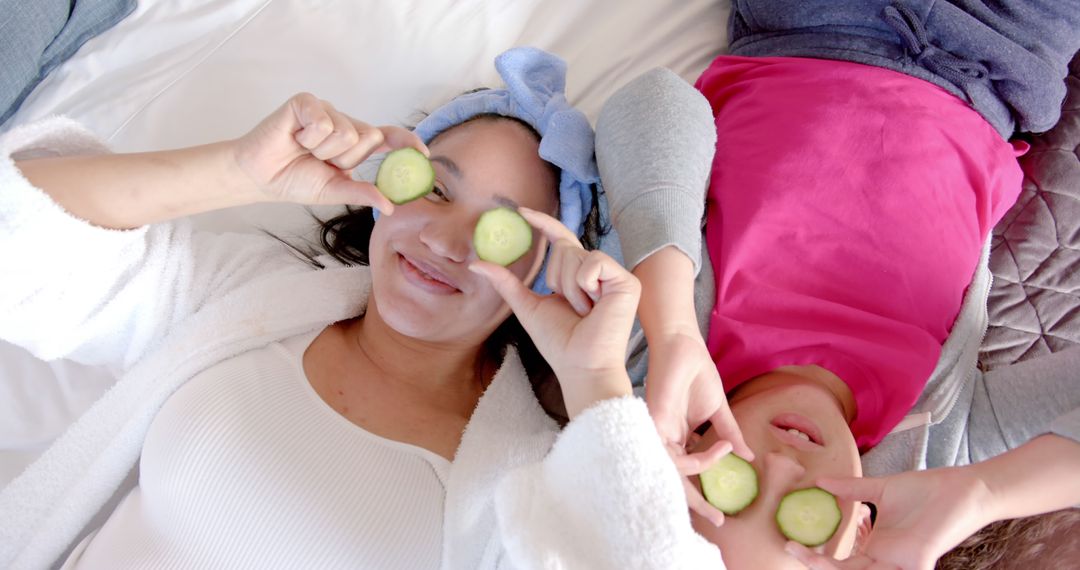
[
  {"xmin": 469, "ymin": 207, "xmax": 640, "ymax": 418},
  {"xmin": 785, "ymin": 468, "xmax": 994, "ymax": 570},
  {"xmin": 233, "ymin": 92, "xmax": 429, "ymax": 212}
]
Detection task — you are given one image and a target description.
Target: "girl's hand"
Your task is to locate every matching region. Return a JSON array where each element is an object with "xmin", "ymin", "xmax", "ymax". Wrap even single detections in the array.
[
  {"xmin": 232, "ymin": 93, "xmax": 429, "ymax": 212},
  {"xmin": 469, "ymin": 208, "xmax": 640, "ymax": 418},
  {"xmin": 786, "ymin": 468, "xmax": 993, "ymax": 570},
  {"xmin": 647, "ymin": 330, "xmax": 752, "ymax": 526}
]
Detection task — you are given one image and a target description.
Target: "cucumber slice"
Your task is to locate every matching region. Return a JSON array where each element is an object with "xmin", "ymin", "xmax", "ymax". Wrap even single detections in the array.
[
  {"xmin": 700, "ymin": 453, "xmax": 759, "ymax": 515},
  {"xmin": 375, "ymin": 148, "xmax": 435, "ymax": 204},
  {"xmin": 474, "ymin": 207, "xmax": 533, "ymax": 266},
  {"xmin": 776, "ymin": 487, "xmax": 842, "ymax": 547}
]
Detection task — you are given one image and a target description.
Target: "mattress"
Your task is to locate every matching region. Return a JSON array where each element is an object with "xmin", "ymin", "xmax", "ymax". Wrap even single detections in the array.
[{"xmin": 980, "ymin": 53, "xmax": 1080, "ymax": 369}]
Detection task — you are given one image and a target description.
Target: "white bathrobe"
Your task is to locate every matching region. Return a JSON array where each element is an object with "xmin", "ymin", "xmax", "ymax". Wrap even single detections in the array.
[{"xmin": 0, "ymin": 118, "xmax": 724, "ymax": 570}]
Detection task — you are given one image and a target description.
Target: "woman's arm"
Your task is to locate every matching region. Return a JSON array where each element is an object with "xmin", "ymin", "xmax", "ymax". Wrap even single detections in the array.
[
  {"xmin": 0, "ymin": 95, "xmax": 425, "ymax": 371},
  {"xmin": 14, "ymin": 92, "xmax": 415, "ymax": 229},
  {"xmin": 15, "ymin": 142, "xmax": 262, "ymax": 230},
  {"xmin": 494, "ymin": 396, "xmax": 725, "ymax": 569}
]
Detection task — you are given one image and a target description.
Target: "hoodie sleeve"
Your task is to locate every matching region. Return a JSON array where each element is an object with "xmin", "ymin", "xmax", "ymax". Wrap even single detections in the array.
[
  {"xmin": 493, "ymin": 396, "xmax": 725, "ymax": 570},
  {"xmin": 595, "ymin": 67, "xmax": 714, "ymax": 275},
  {"xmin": 0, "ymin": 117, "xmax": 312, "ymax": 373}
]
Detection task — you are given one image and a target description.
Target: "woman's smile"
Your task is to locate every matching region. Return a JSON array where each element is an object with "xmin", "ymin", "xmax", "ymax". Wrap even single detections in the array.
[{"xmin": 398, "ymin": 253, "xmax": 462, "ymax": 295}]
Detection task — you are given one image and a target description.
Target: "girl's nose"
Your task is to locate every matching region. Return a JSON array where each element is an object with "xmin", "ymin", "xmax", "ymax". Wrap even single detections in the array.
[{"xmin": 762, "ymin": 451, "xmax": 808, "ymax": 491}]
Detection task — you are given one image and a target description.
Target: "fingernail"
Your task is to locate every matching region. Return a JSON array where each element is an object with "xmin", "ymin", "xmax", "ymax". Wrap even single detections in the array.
[{"xmin": 784, "ymin": 542, "xmax": 800, "ymax": 556}]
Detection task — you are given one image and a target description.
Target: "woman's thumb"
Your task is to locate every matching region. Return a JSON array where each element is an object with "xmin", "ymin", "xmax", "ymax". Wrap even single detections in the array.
[{"xmin": 469, "ymin": 261, "xmax": 538, "ymax": 318}]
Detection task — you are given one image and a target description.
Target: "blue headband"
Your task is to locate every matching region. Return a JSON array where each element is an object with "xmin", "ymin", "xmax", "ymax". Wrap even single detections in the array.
[{"xmin": 375, "ymin": 47, "xmax": 600, "ymax": 294}]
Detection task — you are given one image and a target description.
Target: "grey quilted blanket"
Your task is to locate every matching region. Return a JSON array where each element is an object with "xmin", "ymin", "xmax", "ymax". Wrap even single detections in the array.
[{"xmin": 980, "ymin": 54, "xmax": 1080, "ymax": 369}]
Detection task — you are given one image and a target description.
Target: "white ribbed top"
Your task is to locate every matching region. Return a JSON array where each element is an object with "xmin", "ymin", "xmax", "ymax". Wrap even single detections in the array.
[{"xmin": 68, "ymin": 330, "xmax": 449, "ymax": 569}]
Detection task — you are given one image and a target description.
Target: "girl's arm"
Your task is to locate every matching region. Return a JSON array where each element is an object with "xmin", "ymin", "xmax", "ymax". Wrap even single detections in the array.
[
  {"xmin": 787, "ymin": 433, "xmax": 1080, "ymax": 570},
  {"xmin": 595, "ymin": 67, "xmax": 752, "ymax": 522}
]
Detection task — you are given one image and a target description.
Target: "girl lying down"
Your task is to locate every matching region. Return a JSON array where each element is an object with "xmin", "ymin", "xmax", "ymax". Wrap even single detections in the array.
[
  {"xmin": 0, "ymin": 47, "xmax": 721, "ymax": 569},
  {"xmin": 594, "ymin": 1, "xmax": 1080, "ymax": 568}
]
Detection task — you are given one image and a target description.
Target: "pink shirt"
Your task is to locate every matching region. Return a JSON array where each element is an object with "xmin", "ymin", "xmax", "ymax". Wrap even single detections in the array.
[{"xmin": 696, "ymin": 56, "xmax": 1026, "ymax": 449}]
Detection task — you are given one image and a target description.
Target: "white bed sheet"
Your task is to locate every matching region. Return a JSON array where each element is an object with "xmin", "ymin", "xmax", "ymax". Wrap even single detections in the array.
[{"xmin": 1, "ymin": 0, "xmax": 732, "ymax": 484}]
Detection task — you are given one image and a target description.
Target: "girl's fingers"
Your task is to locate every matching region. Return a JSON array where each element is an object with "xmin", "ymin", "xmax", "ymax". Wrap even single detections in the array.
[
  {"xmin": 816, "ymin": 477, "xmax": 885, "ymax": 505},
  {"xmin": 785, "ymin": 542, "xmax": 897, "ymax": 570}
]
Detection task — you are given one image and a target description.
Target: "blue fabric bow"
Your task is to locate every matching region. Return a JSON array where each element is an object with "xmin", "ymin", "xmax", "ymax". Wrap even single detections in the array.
[{"xmin": 378, "ymin": 46, "xmax": 602, "ymax": 294}]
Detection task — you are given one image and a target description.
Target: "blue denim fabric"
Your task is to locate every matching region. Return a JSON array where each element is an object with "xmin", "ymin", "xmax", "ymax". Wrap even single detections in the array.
[
  {"xmin": 0, "ymin": 0, "xmax": 136, "ymax": 127},
  {"xmin": 727, "ymin": 0, "xmax": 1080, "ymax": 137}
]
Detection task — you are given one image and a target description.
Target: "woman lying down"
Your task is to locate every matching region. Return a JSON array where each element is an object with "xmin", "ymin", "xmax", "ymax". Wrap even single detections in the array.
[{"xmin": 0, "ymin": 47, "xmax": 722, "ymax": 569}]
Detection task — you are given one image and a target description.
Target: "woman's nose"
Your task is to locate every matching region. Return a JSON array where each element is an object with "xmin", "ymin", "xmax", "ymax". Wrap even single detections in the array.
[{"xmin": 418, "ymin": 217, "xmax": 471, "ymax": 263}]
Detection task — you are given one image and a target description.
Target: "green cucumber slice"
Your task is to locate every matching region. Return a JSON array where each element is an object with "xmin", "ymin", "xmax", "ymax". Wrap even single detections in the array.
[
  {"xmin": 776, "ymin": 487, "xmax": 842, "ymax": 547},
  {"xmin": 700, "ymin": 453, "xmax": 759, "ymax": 515},
  {"xmin": 375, "ymin": 148, "xmax": 435, "ymax": 204},
  {"xmin": 474, "ymin": 207, "xmax": 533, "ymax": 266}
]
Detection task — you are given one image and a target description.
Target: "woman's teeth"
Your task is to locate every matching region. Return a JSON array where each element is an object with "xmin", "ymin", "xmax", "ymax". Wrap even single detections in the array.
[{"xmin": 786, "ymin": 428, "xmax": 812, "ymax": 442}]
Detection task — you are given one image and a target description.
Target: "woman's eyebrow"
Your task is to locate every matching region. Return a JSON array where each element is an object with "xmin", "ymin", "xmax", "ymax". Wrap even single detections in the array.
[
  {"xmin": 430, "ymin": 156, "xmax": 461, "ymax": 179},
  {"xmin": 493, "ymin": 194, "xmax": 520, "ymax": 209}
]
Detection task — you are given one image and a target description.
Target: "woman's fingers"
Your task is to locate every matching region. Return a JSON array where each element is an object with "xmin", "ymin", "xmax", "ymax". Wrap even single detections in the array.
[
  {"xmin": 672, "ymin": 439, "xmax": 732, "ymax": 476},
  {"xmin": 519, "ymin": 207, "xmax": 582, "ymax": 247},
  {"xmin": 709, "ymin": 404, "xmax": 755, "ymax": 463},
  {"xmin": 288, "ymin": 95, "xmax": 428, "ymax": 172},
  {"xmin": 469, "ymin": 260, "xmax": 542, "ymax": 322},
  {"xmin": 376, "ymin": 125, "xmax": 430, "ymax": 156},
  {"xmin": 310, "ymin": 106, "xmax": 373, "ymax": 163},
  {"xmin": 318, "ymin": 177, "xmax": 395, "ymax": 212},
  {"xmin": 683, "ymin": 475, "xmax": 725, "ymax": 527},
  {"xmin": 553, "ymin": 243, "xmax": 593, "ymax": 316},
  {"xmin": 291, "ymin": 93, "xmax": 336, "ymax": 149}
]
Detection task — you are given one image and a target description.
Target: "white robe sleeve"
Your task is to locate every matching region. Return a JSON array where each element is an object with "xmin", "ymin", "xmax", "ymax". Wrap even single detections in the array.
[
  {"xmin": 0, "ymin": 117, "xmax": 310, "ymax": 373},
  {"xmin": 493, "ymin": 396, "xmax": 725, "ymax": 569}
]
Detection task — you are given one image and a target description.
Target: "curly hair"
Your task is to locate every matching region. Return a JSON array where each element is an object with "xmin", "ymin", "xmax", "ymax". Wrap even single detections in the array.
[{"xmin": 936, "ymin": 509, "xmax": 1080, "ymax": 569}]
